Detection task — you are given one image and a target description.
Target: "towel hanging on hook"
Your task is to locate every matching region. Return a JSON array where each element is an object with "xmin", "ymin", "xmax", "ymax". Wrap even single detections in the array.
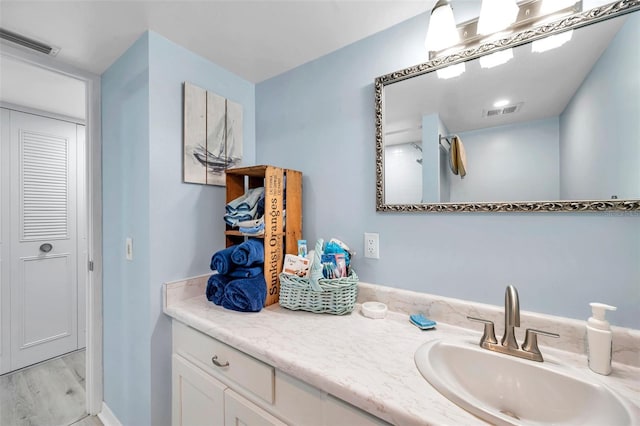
[
  {"xmin": 440, "ymin": 134, "xmax": 467, "ymax": 178},
  {"xmin": 454, "ymin": 135, "xmax": 467, "ymax": 178}
]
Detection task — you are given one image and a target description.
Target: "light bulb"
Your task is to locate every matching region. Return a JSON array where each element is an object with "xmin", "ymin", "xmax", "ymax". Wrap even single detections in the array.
[
  {"xmin": 436, "ymin": 62, "xmax": 466, "ymax": 79},
  {"xmin": 540, "ymin": 0, "xmax": 576, "ymax": 14},
  {"xmin": 425, "ymin": 1, "xmax": 460, "ymax": 53},
  {"xmin": 479, "ymin": 48, "xmax": 514, "ymax": 68},
  {"xmin": 477, "ymin": 0, "xmax": 519, "ymax": 35}
]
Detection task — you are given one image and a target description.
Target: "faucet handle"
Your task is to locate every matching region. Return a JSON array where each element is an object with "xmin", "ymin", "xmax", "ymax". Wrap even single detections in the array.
[
  {"xmin": 467, "ymin": 316, "xmax": 498, "ymax": 345},
  {"xmin": 522, "ymin": 328, "xmax": 560, "ymax": 360}
]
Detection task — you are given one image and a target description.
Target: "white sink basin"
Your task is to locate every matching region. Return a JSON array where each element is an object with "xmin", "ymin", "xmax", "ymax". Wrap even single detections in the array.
[{"xmin": 415, "ymin": 338, "xmax": 639, "ymax": 425}]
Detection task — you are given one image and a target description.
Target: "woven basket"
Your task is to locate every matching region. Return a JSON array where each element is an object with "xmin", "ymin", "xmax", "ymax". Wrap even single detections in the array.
[{"xmin": 278, "ymin": 271, "xmax": 358, "ymax": 315}]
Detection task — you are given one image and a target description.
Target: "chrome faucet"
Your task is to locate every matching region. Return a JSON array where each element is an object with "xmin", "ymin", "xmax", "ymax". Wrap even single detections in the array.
[{"xmin": 468, "ymin": 285, "xmax": 559, "ymax": 362}]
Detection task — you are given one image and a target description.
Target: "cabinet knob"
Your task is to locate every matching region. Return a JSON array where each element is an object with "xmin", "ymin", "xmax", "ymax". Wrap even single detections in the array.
[{"xmin": 211, "ymin": 355, "xmax": 229, "ymax": 368}]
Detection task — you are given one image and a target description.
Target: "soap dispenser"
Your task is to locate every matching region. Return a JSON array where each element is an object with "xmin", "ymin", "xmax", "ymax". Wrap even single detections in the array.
[{"xmin": 586, "ymin": 302, "xmax": 617, "ymax": 375}]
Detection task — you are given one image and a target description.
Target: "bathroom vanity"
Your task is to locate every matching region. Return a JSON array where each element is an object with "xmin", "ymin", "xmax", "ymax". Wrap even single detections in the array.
[{"xmin": 164, "ymin": 276, "xmax": 640, "ymax": 425}]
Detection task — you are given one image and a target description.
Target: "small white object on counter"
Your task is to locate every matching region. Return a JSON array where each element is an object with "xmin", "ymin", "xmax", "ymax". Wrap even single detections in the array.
[{"xmin": 361, "ymin": 302, "xmax": 388, "ymax": 319}]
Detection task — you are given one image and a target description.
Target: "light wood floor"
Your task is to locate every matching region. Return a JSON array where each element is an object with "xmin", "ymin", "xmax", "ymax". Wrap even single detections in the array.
[{"xmin": 0, "ymin": 349, "xmax": 95, "ymax": 426}]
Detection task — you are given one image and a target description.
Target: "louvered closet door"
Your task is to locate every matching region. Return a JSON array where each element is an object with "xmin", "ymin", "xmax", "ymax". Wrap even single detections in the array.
[{"xmin": 9, "ymin": 110, "xmax": 78, "ymax": 371}]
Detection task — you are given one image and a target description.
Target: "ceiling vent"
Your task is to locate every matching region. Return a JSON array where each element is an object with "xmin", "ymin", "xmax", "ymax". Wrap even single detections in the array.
[
  {"xmin": 0, "ymin": 28, "xmax": 59, "ymax": 56},
  {"xmin": 483, "ymin": 102, "xmax": 523, "ymax": 117}
]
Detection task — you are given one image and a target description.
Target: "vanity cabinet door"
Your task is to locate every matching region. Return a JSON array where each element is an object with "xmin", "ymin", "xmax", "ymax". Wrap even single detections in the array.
[
  {"xmin": 224, "ymin": 389, "xmax": 287, "ymax": 426},
  {"xmin": 172, "ymin": 354, "xmax": 226, "ymax": 426}
]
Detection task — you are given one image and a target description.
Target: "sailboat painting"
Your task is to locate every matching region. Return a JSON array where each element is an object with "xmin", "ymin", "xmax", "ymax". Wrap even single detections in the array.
[{"xmin": 183, "ymin": 82, "xmax": 243, "ymax": 186}]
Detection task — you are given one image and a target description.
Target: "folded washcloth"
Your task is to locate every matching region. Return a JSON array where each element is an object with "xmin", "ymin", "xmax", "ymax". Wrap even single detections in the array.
[
  {"xmin": 227, "ymin": 266, "xmax": 263, "ymax": 278},
  {"xmin": 221, "ymin": 274, "xmax": 266, "ymax": 312},
  {"xmin": 226, "ymin": 187, "xmax": 264, "ymax": 214},
  {"xmin": 224, "ymin": 211, "xmax": 256, "ymax": 227},
  {"xmin": 210, "ymin": 246, "xmax": 236, "ymax": 274},
  {"xmin": 235, "ymin": 217, "xmax": 264, "ymax": 228},
  {"xmin": 239, "ymin": 222, "xmax": 265, "ymax": 235},
  {"xmin": 231, "ymin": 239, "xmax": 264, "ymax": 267},
  {"xmin": 206, "ymin": 274, "xmax": 233, "ymax": 306}
]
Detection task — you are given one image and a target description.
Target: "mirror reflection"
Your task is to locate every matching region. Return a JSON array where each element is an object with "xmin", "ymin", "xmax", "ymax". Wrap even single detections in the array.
[{"xmin": 382, "ymin": 10, "xmax": 639, "ymax": 206}]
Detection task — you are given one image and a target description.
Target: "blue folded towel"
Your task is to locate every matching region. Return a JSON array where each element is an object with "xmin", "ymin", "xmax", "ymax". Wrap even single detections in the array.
[
  {"xmin": 206, "ymin": 274, "xmax": 233, "ymax": 306},
  {"xmin": 221, "ymin": 275, "xmax": 266, "ymax": 312},
  {"xmin": 224, "ymin": 211, "xmax": 255, "ymax": 227},
  {"xmin": 210, "ymin": 246, "xmax": 236, "ymax": 274},
  {"xmin": 227, "ymin": 266, "xmax": 263, "ymax": 278},
  {"xmin": 231, "ymin": 239, "xmax": 264, "ymax": 267},
  {"xmin": 226, "ymin": 187, "xmax": 265, "ymax": 214}
]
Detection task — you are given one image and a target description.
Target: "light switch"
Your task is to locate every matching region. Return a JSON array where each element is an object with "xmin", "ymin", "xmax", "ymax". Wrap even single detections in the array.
[{"xmin": 126, "ymin": 237, "xmax": 133, "ymax": 261}]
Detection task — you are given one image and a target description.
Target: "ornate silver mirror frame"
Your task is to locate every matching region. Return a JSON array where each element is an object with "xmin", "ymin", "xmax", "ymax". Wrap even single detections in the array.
[{"xmin": 375, "ymin": 0, "xmax": 640, "ymax": 212}]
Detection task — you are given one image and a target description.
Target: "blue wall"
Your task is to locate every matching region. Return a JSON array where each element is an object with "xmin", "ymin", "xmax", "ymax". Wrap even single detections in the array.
[
  {"xmin": 560, "ymin": 13, "xmax": 640, "ymax": 200},
  {"xmin": 454, "ymin": 117, "xmax": 560, "ymax": 202},
  {"xmin": 255, "ymin": 12, "xmax": 640, "ymax": 328},
  {"xmin": 422, "ymin": 114, "xmax": 440, "ymax": 203},
  {"xmin": 102, "ymin": 33, "xmax": 151, "ymax": 426},
  {"xmin": 102, "ymin": 31, "xmax": 255, "ymax": 425}
]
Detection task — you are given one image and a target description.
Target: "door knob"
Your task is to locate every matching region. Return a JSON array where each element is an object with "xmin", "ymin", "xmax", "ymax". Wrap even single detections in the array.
[{"xmin": 39, "ymin": 243, "xmax": 53, "ymax": 253}]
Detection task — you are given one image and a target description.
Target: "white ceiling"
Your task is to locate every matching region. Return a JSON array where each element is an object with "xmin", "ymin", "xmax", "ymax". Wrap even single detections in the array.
[{"xmin": 0, "ymin": 0, "xmax": 436, "ymax": 83}]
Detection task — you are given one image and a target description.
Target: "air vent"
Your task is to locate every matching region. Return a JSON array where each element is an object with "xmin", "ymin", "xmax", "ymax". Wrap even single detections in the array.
[
  {"xmin": 0, "ymin": 28, "xmax": 59, "ymax": 56},
  {"xmin": 483, "ymin": 102, "xmax": 523, "ymax": 118}
]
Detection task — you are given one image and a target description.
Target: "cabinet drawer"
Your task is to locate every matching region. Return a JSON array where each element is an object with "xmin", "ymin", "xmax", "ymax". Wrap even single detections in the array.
[{"xmin": 173, "ymin": 321, "xmax": 274, "ymax": 403}]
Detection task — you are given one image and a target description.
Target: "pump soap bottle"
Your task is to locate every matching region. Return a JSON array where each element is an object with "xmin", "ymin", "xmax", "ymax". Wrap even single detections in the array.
[{"xmin": 587, "ymin": 302, "xmax": 617, "ymax": 375}]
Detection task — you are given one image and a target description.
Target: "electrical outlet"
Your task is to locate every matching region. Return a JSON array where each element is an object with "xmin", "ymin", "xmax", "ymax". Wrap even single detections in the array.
[{"xmin": 364, "ymin": 232, "xmax": 379, "ymax": 259}]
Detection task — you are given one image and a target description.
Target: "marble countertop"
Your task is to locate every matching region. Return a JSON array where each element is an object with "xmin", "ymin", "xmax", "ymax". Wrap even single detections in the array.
[{"xmin": 163, "ymin": 276, "xmax": 640, "ymax": 426}]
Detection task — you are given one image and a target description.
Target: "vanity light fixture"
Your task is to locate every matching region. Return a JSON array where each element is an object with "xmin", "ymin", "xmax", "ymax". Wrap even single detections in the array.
[
  {"xmin": 479, "ymin": 48, "xmax": 514, "ymax": 68},
  {"xmin": 424, "ymin": 0, "xmax": 460, "ymax": 53},
  {"xmin": 477, "ymin": 0, "xmax": 519, "ymax": 35},
  {"xmin": 436, "ymin": 62, "xmax": 466, "ymax": 79},
  {"xmin": 532, "ymin": 30, "xmax": 574, "ymax": 53},
  {"xmin": 426, "ymin": 0, "xmax": 582, "ymax": 60}
]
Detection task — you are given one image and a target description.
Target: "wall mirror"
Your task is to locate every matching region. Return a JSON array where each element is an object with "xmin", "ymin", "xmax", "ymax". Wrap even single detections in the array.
[{"xmin": 375, "ymin": 1, "xmax": 640, "ymax": 212}]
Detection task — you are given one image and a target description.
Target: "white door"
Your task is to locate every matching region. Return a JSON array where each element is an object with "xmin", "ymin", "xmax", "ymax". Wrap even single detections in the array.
[{"xmin": 7, "ymin": 109, "xmax": 79, "ymax": 371}]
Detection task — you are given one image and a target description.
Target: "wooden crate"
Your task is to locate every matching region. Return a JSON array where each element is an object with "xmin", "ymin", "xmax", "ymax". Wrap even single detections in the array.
[{"xmin": 225, "ymin": 165, "xmax": 302, "ymax": 306}]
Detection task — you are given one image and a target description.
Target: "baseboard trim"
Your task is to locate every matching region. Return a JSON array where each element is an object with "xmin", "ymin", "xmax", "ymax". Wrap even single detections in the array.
[{"xmin": 98, "ymin": 402, "xmax": 122, "ymax": 426}]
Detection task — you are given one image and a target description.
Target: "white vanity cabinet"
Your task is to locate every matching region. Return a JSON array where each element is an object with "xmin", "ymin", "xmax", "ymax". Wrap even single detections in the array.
[{"xmin": 171, "ymin": 320, "xmax": 389, "ymax": 426}]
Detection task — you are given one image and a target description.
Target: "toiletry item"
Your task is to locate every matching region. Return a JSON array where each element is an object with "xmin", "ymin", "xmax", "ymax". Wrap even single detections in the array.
[
  {"xmin": 362, "ymin": 302, "xmax": 387, "ymax": 319},
  {"xmin": 298, "ymin": 239, "xmax": 308, "ymax": 258},
  {"xmin": 282, "ymin": 254, "xmax": 311, "ymax": 277},
  {"xmin": 410, "ymin": 314, "xmax": 437, "ymax": 330},
  {"xmin": 587, "ymin": 302, "xmax": 617, "ymax": 375},
  {"xmin": 325, "ymin": 239, "xmax": 352, "ymax": 266}
]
